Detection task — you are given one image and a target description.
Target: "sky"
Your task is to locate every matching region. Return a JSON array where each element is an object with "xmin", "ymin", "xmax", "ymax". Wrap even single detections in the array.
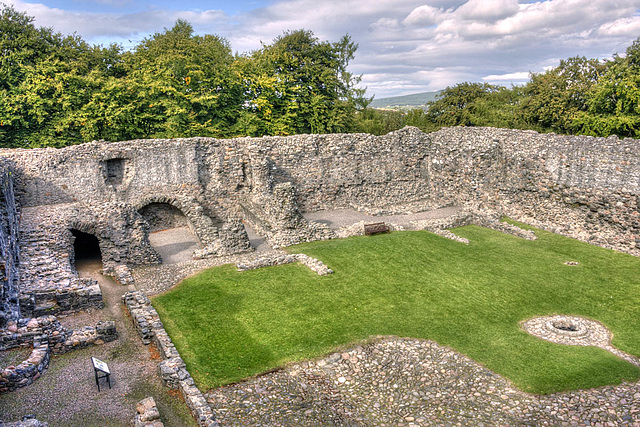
[{"xmin": 6, "ymin": 0, "xmax": 640, "ymax": 98}]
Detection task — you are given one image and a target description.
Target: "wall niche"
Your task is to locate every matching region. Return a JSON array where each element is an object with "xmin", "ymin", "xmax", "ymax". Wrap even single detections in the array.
[{"xmin": 100, "ymin": 157, "xmax": 133, "ymax": 189}]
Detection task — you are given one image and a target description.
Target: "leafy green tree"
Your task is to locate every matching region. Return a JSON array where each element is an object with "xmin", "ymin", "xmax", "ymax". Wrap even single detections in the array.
[
  {"xmin": 522, "ymin": 56, "xmax": 604, "ymax": 133},
  {"xmin": 351, "ymin": 107, "xmax": 437, "ymax": 135},
  {"xmin": 570, "ymin": 39, "xmax": 640, "ymax": 137},
  {"xmin": 236, "ymin": 30, "xmax": 364, "ymax": 136},
  {"xmin": 0, "ymin": 5, "xmax": 106, "ymax": 148},
  {"xmin": 426, "ymin": 82, "xmax": 520, "ymax": 128},
  {"xmin": 114, "ymin": 19, "xmax": 241, "ymax": 139},
  {"xmin": 0, "ymin": 4, "xmax": 67, "ymax": 146}
]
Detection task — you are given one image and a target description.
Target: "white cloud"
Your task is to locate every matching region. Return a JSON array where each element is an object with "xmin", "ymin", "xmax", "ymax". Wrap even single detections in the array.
[
  {"xmin": 597, "ymin": 16, "xmax": 640, "ymax": 37},
  {"xmin": 403, "ymin": 5, "xmax": 446, "ymax": 26},
  {"xmin": 482, "ymin": 72, "xmax": 530, "ymax": 81},
  {"xmin": 455, "ymin": 0, "xmax": 519, "ymax": 23},
  {"xmin": 7, "ymin": 0, "xmax": 228, "ymax": 42},
  {"xmin": 6, "ymin": 0, "xmax": 640, "ymax": 98}
]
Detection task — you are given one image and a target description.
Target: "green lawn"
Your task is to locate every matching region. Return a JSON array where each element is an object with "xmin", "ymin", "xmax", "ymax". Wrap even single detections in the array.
[{"xmin": 152, "ymin": 224, "xmax": 640, "ymax": 394}]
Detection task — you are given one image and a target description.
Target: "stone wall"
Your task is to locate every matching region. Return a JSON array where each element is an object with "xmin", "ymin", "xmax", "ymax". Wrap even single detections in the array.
[
  {"xmin": 133, "ymin": 396, "xmax": 164, "ymax": 427},
  {"xmin": 0, "ymin": 316, "xmax": 117, "ymax": 354},
  {"xmin": 0, "ymin": 315, "xmax": 117, "ymax": 393},
  {"xmin": 0, "ymin": 160, "xmax": 20, "ymax": 327},
  {"xmin": 123, "ymin": 291, "xmax": 219, "ymax": 427}
]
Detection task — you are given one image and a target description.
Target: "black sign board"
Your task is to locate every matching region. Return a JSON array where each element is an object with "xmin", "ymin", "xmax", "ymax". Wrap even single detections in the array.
[{"xmin": 91, "ymin": 357, "xmax": 111, "ymax": 391}]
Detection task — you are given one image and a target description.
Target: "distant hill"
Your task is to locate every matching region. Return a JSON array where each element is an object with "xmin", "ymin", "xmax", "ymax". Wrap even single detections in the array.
[{"xmin": 369, "ymin": 91, "xmax": 441, "ymax": 110}]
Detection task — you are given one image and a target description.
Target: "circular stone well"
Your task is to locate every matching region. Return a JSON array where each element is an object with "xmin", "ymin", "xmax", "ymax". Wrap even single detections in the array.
[
  {"xmin": 521, "ymin": 315, "xmax": 611, "ymax": 347},
  {"xmin": 522, "ymin": 315, "xmax": 640, "ymax": 367}
]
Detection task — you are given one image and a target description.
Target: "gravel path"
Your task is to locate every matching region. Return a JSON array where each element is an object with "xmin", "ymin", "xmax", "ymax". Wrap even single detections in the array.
[
  {"xmin": 148, "ymin": 226, "xmax": 201, "ymax": 265},
  {"xmin": 206, "ymin": 337, "xmax": 640, "ymax": 426},
  {"xmin": 0, "ymin": 259, "xmax": 195, "ymax": 427}
]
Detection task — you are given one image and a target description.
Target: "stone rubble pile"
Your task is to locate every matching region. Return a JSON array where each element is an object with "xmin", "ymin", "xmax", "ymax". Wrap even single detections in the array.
[
  {"xmin": 103, "ymin": 264, "xmax": 135, "ymax": 286},
  {"xmin": 430, "ymin": 229, "xmax": 470, "ymax": 244},
  {"xmin": 294, "ymin": 253, "xmax": 333, "ymax": 276},
  {"xmin": 132, "ymin": 396, "xmax": 164, "ymax": 427},
  {"xmin": 236, "ymin": 252, "xmax": 297, "ymax": 271},
  {"xmin": 236, "ymin": 252, "xmax": 333, "ymax": 276}
]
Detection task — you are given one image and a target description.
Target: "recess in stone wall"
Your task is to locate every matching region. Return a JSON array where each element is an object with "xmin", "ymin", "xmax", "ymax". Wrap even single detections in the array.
[
  {"xmin": 70, "ymin": 229, "xmax": 102, "ymax": 263},
  {"xmin": 138, "ymin": 203, "xmax": 191, "ymax": 232},
  {"xmin": 102, "ymin": 158, "xmax": 126, "ymax": 186}
]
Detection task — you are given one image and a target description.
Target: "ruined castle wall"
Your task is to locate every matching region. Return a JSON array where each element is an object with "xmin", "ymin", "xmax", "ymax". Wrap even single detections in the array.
[
  {"xmin": 220, "ymin": 127, "xmax": 639, "ymax": 253},
  {"xmin": 426, "ymin": 127, "xmax": 640, "ymax": 253},
  {"xmin": 0, "ymin": 126, "xmax": 638, "ymax": 258},
  {"xmin": 3, "ymin": 139, "xmax": 204, "ymax": 208},
  {"xmin": 0, "ymin": 160, "xmax": 20, "ymax": 327},
  {"xmin": 229, "ymin": 127, "xmax": 434, "ymax": 212}
]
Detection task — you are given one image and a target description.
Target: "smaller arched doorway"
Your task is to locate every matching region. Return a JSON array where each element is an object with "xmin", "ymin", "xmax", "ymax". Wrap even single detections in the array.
[
  {"xmin": 137, "ymin": 203, "xmax": 201, "ymax": 264},
  {"xmin": 71, "ymin": 229, "xmax": 102, "ymax": 276}
]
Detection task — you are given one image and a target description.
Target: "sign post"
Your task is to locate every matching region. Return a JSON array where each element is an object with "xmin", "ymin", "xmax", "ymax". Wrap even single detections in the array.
[{"xmin": 91, "ymin": 357, "xmax": 111, "ymax": 391}]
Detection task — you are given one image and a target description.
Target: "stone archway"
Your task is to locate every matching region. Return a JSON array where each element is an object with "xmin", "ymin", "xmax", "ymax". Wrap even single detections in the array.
[
  {"xmin": 71, "ymin": 229, "xmax": 101, "ymax": 261},
  {"xmin": 138, "ymin": 202, "xmax": 191, "ymax": 232},
  {"xmin": 136, "ymin": 201, "xmax": 202, "ymax": 264}
]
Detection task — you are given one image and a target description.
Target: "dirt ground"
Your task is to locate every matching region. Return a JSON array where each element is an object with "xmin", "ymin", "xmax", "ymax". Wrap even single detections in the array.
[{"xmin": 0, "ymin": 259, "xmax": 196, "ymax": 427}]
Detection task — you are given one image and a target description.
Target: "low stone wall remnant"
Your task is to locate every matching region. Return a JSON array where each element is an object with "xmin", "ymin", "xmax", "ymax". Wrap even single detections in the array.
[
  {"xmin": 236, "ymin": 252, "xmax": 333, "ymax": 275},
  {"xmin": 123, "ymin": 291, "xmax": 219, "ymax": 427},
  {"xmin": 0, "ymin": 315, "xmax": 116, "ymax": 393}
]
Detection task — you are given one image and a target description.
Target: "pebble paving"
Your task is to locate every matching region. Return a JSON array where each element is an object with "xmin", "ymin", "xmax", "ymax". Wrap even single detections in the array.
[{"xmin": 206, "ymin": 337, "xmax": 640, "ymax": 426}]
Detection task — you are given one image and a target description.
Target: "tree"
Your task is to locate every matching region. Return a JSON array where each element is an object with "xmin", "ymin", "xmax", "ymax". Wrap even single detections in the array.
[
  {"xmin": 114, "ymin": 19, "xmax": 241, "ymax": 139},
  {"xmin": 426, "ymin": 82, "xmax": 505, "ymax": 127},
  {"xmin": 235, "ymin": 30, "xmax": 364, "ymax": 136},
  {"xmin": 0, "ymin": 9, "xmax": 368, "ymax": 145},
  {"xmin": 522, "ymin": 56, "xmax": 604, "ymax": 133},
  {"xmin": 0, "ymin": 3, "xmax": 109, "ymax": 147}
]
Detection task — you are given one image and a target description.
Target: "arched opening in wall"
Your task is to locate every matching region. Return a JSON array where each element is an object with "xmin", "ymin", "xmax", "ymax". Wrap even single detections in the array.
[
  {"xmin": 138, "ymin": 203, "xmax": 201, "ymax": 264},
  {"xmin": 71, "ymin": 229, "xmax": 102, "ymax": 275}
]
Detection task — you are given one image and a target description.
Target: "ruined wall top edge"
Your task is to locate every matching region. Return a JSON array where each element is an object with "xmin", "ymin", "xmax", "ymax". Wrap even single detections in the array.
[{"xmin": 0, "ymin": 126, "xmax": 637, "ymax": 156}]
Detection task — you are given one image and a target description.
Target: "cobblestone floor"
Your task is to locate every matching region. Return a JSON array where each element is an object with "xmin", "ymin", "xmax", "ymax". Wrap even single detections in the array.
[{"xmin": 206, "ymin": 337, "xmax": 640, "ymax": 427}]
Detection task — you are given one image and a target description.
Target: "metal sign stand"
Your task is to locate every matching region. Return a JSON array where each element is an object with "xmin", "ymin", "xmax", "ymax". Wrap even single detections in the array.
[{"xmin": 91, "ymin": 357, "xmax": 111, "ymax": 391}]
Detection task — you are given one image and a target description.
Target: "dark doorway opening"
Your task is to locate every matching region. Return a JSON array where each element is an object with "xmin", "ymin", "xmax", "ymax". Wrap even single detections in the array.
[{"xmin": 71, "ymin": 229, "xmax": 101, "ymax": 261}]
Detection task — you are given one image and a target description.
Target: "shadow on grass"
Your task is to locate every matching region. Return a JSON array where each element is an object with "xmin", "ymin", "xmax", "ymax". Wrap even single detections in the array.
[{"xmin": 154, "ymin": 272, "xmax": 276, "ymax": 388}]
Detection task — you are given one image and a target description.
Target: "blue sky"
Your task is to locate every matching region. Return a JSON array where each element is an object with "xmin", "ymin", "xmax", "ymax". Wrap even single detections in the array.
[{"xmin": 6, "ymin": 0, "xmax": 640, "ymax": 98}]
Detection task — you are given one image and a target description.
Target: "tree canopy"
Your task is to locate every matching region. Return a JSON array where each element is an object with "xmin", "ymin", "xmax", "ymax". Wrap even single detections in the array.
[
  {"xmin": 418, "ymin": 38, "xmax": 640, "ymax": 138},
  {"xmin": 0, "ymin": 6, "xmax": 364, "ymax": 147}
]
